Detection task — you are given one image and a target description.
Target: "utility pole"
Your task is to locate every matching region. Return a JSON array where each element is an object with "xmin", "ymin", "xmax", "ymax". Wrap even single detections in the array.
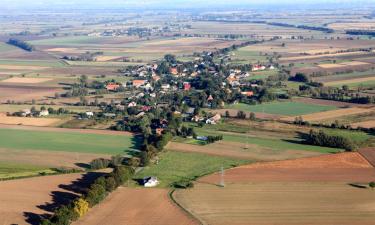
[{"xmin": 219, "ymin": 166, "xmax": 225, "ymax": 187}]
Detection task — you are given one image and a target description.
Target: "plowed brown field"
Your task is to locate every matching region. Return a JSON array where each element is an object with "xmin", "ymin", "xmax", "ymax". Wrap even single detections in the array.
[{"xmin": 73, "ymin": 188, "xmax": 198, "ymax": 225}]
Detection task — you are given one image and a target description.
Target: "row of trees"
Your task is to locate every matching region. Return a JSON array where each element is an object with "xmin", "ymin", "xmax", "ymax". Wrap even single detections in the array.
[
  {"xmin": 7, "ymin": 38, "xmax": 35, "ymax": 51},
  {"xmin": 41, "ymin": 166, "xmax": 134, "ymax": 225},
  {"xmin": 305, "ymin": 130, "xmax": 356, "ymax": 151}
]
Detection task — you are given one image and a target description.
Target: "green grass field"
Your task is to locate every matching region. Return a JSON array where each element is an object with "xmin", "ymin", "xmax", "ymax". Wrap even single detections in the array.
[
  {"xmin": 0, "ymin": 59, "xmax": 65, "ymax": 67},
  {"xmin": 0, "ymin": 128, "xmax": 141, "ymax": 155},
  {"xmin": 0, "ymin": 42, "xmax": 16, "ymax": 52},
  {"xmin": 0, "ymin": 161, "xmax": 55, "ymax": 179},
  {"xmin": 135, "ymin": 151, "xmax": 249, "ymax": 188},
  {"xmin": 227, "ymin": 101, "xmax": 337, "ymax": 116},
  {"xmin": 230, "ymin": 49, "xmax": 269, "ymax": 64},
  {"xmin": 194, "ymin": 126, "xmax": 341, "ymax": 153}
]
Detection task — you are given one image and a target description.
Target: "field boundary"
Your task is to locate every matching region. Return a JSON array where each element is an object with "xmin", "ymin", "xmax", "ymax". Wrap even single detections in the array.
[{"xmin": 169, "ymin": 189, "xmax": 205, "ymax": 225}]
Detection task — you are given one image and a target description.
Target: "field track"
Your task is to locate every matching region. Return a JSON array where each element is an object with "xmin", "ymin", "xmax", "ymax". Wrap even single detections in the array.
[
  {"xmin": 73, "ymin": 188, "xmax": 198, "ymax": 225},
  {"xmin": 358, "ymin": 148, "xmax": 375, "ymax": 167}
]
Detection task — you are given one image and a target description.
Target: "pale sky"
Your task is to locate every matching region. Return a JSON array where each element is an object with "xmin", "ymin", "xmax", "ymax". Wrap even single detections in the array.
[{"xmin": 0, "ymin": 0, "xmax": 372, "ymax": 10}]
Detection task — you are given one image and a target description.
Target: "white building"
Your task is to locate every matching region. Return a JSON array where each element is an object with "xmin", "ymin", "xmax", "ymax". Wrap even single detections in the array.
[{"xmin": 143, "ymin": 177, "xmax": 159, "ymax": 187}]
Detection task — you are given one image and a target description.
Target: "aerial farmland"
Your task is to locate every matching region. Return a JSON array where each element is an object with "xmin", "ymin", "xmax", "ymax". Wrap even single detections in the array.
[{"xmin": 0, "ymin": 1, "xmax": 375, "ymax": 225}]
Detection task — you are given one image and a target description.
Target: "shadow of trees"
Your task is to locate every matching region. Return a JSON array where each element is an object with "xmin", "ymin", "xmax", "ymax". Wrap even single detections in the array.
[{"xmin": 23, "ymin": 171, "xmax": 107, "ymax": 225}]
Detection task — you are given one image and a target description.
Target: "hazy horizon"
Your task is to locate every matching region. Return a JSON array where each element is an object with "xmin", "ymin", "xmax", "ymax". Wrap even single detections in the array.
[{"xmin": 1, "ymin": 0, "xmax": 374, "ymax": 11}]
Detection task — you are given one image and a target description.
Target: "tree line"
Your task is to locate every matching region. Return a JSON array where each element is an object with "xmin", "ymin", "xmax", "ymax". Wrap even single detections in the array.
[{"xmin": 7, "ymin": 38, "xmax": 35, "ymax": 51}]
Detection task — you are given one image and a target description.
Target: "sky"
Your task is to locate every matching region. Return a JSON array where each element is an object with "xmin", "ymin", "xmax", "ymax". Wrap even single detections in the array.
[{"xmin": 0, "ymin": 0, "xmax": 373, "ymax": 10}]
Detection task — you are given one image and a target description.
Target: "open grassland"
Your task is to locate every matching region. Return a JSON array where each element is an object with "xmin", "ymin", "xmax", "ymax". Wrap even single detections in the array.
[
  {"xmin": 230, "ymin": 49, "xmax": 269, "ymax": 64},
  {"xmin": 73, "ymin": 188, "xmax": 198, "ymax": 225},
  {"xmin": 0, "ymin": 127, "xmax": 139, "ymax": 155},
  {"xmin": 227, "ymin": 101, "xmax": 337, "ymax": 116},
  {"xmin": 135, "ymin": 151, "xmax": 249, "ymax": 188},
  {"xmin": 175, "ymin": 182, "xmax": 375, "ymax": 225},
  {"xmin": 0, "ymin": 171, "xmax": 107, "ymax": 225}
]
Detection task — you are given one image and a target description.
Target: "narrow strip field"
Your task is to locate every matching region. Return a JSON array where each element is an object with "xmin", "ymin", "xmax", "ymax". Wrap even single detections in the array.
[{"xmin": 281, "ymin": 107, "xmax": 373, "ymax": 122}]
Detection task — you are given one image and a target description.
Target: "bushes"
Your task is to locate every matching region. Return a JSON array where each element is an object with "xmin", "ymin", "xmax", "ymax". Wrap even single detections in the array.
[
  {"xmin": 172, "ymin": 180, "xmax": 194, "ymax": 189},
  {"xmin": 305, "ymin": 130, "xmax": 356, "ymax": 151},
  {"xmin": 206, "ymin": 135, "xmax": 223, "ymax": 144},
  {"xmin": 73, "ymin": 198, "xmax": 89, "ymax": 217},
  {"xmin": 42, "ymin": 166, "xmax": 135, "ymax": 225}
]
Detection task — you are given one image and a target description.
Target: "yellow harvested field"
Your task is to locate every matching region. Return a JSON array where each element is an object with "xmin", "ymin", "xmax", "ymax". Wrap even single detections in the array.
[
  {"xmin": 281, "ymin": 107, "xmax": 373, "ymax": 122},
  {"xmin": 281, "ymin": 51, "xmax": 368, "ymax": 61},
  {"xmin": 319, "ymin": 61, "xmax": 369, "ymax": 69},
  {"xmin": 0, "ymin": 115, "xmax": 62, "ymax": 126},
  {"xmin": 46, "ymin": 47, "xmax": 80, "ymax": 53},
  {"xmin": 340, "ymin": 61, "xmax": 370, "ymax": 66},
  {"xmin": 1, "ymin": 77, "xmax": 52, "ymax": 84},
  {"xmin": 174, "ymin": 182, "xmax": 375, "ymax": 225},
  {"xmin": 95, "ymin": 55, "xmax": 121, "ymax": 62},
  {"xmin": 318, "ymin": 63, "xmax": 346, "ymax": 69},
  {"xmin": 328, "ymin": 22, "xmax": 375, "ymax": 30},
  {"xmin": 0, "ymin": 65, "xmax": 49, "ymax": 70},
  {"xmin": 325, "ymin": 76, "xmax": 375, "ymax": 86},
  {"xmin": 291, "ymin": 48, "xmax": 345, "ymax": 54}
]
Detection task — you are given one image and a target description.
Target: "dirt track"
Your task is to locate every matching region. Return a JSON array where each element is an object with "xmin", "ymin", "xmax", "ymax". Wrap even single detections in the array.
[{"xmin": 73, "ymin": 188, "xmax": 198, "ymax": 225}]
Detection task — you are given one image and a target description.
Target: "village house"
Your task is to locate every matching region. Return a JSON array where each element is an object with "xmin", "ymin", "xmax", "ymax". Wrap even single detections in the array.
[
  {"xmin": 106, "ymin": 83, "xmax": 120, "ymax": 91},
  {"xmin": 252, "ymin": 65, "xmax": 266, "ymax": 71},
  {"xmin": 143, "ymin": 176, "xmax": 159, "ymax": 187},
  {"xmin": 241, "ymin": 91, "xmax": 254, "ymax": 97},
  {"xmin": 206, "ymin": 114, "xmax": 221, "ymax": 125},
  {"xmin": 21, "ymin": 109, "xmax": 31, "ymax": 117},
  {"xmin": 128, "ymin": 102, "xmax": 137, "ymax": 107},
  {"xmin": 85, "ymin": 111, "xmax": 94, "ymax": 117},
  {"xmin": 132, "ymin": 80, "xmax": 147, "ymax": 88},
  {"xmin": 170, "ymin": 67, "xmax": 178, "ymax": 75},
  {"xmin": 183, "ymin": 82, "xmax": 191, "ymax": 91},
  {"xmin": 155, "ymin": 128, "xmax": 164, "ymax": 136},
  {"xmin": 161, "ymin": 84, "xmax": 171, "ymax": 90},
  {"xmin": 39, "ymin": 110, "xmax": 49, "ymax": 117}
]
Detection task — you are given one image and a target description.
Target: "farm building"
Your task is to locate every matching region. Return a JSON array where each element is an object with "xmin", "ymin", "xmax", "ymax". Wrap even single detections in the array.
[
  {"xmin": 106, "ymin": 83, "xmax": 120, "ymax": 91},
  {"xmin": 132, "ymin": 80, "xmax": 147, "ymax": 88},
  {"xmin": 206, "ymin": 114, "xmax": 221, "ymax": 124},
  {"xmin": 39, "ymin": 110, "xmax": 49, "ymax": 117},
  {"xmin": 143, "ymin": 177, "xmax": 159, "ymax": 187}
]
